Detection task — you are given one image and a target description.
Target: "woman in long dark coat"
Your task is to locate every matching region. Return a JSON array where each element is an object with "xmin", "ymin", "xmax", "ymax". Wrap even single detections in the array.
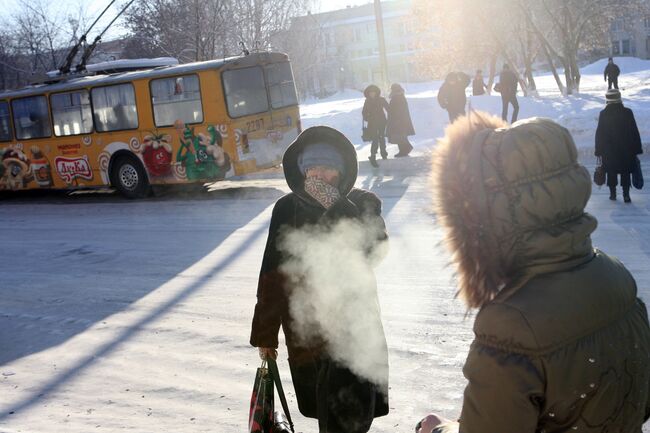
[
  {"xmin": 595, "ymin": 89, "xmax": 643, "ymax": 202},
  {"xmin": 362, "ymin": 84, "xmax": 389, "ymax": 167},
  {"xmin": 386, "ymin": 83, "xmax": 415, "ymax": 157},
  {"xmin": 250, "ymin": 126, "xmax": 390, "ymax": 433}
]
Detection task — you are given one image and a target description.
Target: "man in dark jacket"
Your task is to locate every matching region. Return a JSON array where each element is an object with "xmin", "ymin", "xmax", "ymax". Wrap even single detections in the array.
[
  {"xmin": 250, "ymin": 126, "xmax": 389, "ymax": 433},
  {"xmin": 498, "ymin": 63, "xmax": 519, "ymax": 123},
  {"xmin": 595, "ymin": 89, "xmax": 643, "ymax": 202},
  {"xmin": 604, "ymin": 57, "xmax": 621, "ymax": 90},
  {"xmin": 422, "ymin": 113, "xmax": 650, "ymax": 433},
  {"xmin": 437, "ymin": 72, "xmax": 470, "ymax": 123},
  {"xmin": 362, "ymin": 84, "xmax": 389, "ymax": 167}
]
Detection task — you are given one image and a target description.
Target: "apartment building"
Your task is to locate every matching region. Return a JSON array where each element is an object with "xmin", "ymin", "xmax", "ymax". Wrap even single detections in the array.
[{"xmin": 282, "ymin": 0, "xmax": 432, "ymax": 98}]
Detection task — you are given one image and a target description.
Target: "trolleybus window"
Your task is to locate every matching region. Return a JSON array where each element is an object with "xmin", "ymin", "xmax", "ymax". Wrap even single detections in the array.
[
  {"xmin": 223, "ymin": 66, "xmax": 269, "ymax": 118},
  {"xmin": 0, "ymin": 101, "xmax": 11, "ymax": 141},
  {"xmin": 265, "ymin": 62, "xmax": 298, "ymax": 109},
  {"xmin": 150, "ymin": 74, "xmax": 203, "ymax": 127},
  {"xmin": 91, "ymin": 83, "xmax": 139, "ymax": 132},
  {"xmin": 11, "ymin": 95, "xmax": 52, "ymax": 140},
  {"xmin": 51, "ymin": 90, "xmax": 93, "ymax": 136}
]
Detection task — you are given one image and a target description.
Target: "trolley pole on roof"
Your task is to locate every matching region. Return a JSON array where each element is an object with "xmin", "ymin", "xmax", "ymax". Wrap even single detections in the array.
[{"xmin": 374, "ymin": 0, "xmax": 389, "ymax": 91}]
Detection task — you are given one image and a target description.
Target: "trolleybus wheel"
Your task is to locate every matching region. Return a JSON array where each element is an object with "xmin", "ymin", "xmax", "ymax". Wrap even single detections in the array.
[{"xmin": 111, "ymin": 155, "xmax": 150, "ymax": 199}]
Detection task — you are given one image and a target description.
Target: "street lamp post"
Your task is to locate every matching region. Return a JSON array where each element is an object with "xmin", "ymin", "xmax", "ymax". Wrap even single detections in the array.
[{"xmin": 374, "ymin": 0, "xmax": 389, "ymax": 90}]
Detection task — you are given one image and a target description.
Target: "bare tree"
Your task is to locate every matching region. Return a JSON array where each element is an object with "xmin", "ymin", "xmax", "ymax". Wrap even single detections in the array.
[
  {"xmin": 0, "ymin": 0, "xmax": 94, "ymax": 90},
  {"xmin": 519, "ymin": 0, "xmax": 646, "ymax": 94},
  {"xmin": 412, "ymin": 0, "xmax": 647, "ymax": 97},
  {"xmin": 122, "ymin": 0, "xmax": 312, "ymax": 61}
]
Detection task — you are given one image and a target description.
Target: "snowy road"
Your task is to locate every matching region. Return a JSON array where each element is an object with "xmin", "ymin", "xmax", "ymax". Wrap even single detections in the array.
[{"xmin": 1, "ymin": 158, "xmax": 649, "ymax": 433}]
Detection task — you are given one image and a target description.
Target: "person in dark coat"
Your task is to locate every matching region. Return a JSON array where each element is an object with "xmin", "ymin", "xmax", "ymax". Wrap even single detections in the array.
[
  {"xmin": 386, "ymin": 83, "xmax": 415, "ymax": 157},
  {"xmin": 437, "ymin": 72, "xmax": 470, "ymax": 123},
  {"xmin": 498, "ymin": 63, "xmax": 519, "ymax": 123},
  {"xmin": 604, "ymin": 57, "xmax": 621, "ymax": 90},
  {"xmin": 595, "ymin": 89, "xmax": 643, "ymax": 202},
  {"xmin": 362, "ymin": 84, "xmax": 389, "ymax": 167},
  {"xmin": 472, "ymin": 70, "xmax": 487, "ymax": 96},
  {"xmin": 420, "ymin": 112, "xmax": 650, "ymax": 433},
  {"xmin": 250, "ymin": 126, "xmax": 390, "ymax": 433}
]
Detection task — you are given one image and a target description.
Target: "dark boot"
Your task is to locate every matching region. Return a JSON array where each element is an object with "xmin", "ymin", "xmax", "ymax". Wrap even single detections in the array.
[
  {"xmin": 609, "ymin": 186, "xmax": 616, "ymax": 201},
  {"xmin": 368, "ymin": 155, "xmax": 379, "ymax": 168},
  {"xmin": 623, "ymin": 186, "xmax": 631, "ymax": 203}
]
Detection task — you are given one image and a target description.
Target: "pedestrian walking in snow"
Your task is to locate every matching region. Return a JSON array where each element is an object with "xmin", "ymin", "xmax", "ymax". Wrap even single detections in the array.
[
  {"xmin": 386, "ymin": 83, "xmax": 415, "ymax": 158},
  {"xmin": 420, "ymin": 113, "xmax": 650, "ymax": 433},
  {"xmin": 595, "ymin": 89, "xmax": 643, "ymax": 202},
  {"xmin": 472, "ymin": 70, "xmax": 487, "ymax": 96},
  {"xmin": 250, "ymin": 126, "xmax": 390, "ymax": 433},
  {"xmin": 604, "ymin": 57, "xmax": 621, "ymax": 90},
  {"xmin": 362, "ymin": 84, "xmax": 389, "ymax": 167},
  {"xmin": 497, "ymin": 63, "xmax": 519, "ymax": 123},
  {"xmin": 437, "ymin": 72, "xmax": 470, "ymax": 123}
]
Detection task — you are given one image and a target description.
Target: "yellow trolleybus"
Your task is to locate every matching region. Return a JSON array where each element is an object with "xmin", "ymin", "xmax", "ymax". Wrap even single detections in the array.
[{"xmin": 0, "ymin": 52, "xmax": 300, "ymax": 197}]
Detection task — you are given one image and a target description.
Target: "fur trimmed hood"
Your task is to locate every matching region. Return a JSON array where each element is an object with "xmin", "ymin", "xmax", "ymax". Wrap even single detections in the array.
[{"xmin": 432, "ymin": 113, "xmax": 597, "ymax": 309}]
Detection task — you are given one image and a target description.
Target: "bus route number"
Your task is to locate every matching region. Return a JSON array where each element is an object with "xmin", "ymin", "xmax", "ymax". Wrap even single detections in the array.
[{"xmin": 246, "ymin": 118, "xmax": 265, "ymax": 133}]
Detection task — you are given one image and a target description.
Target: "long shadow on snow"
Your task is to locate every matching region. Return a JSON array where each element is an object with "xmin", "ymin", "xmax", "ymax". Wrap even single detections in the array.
[
  {"xmin": 0, "ymin": 187, "xmax": 281, "ymax": 418},
  {"xmin": 360, "ymin": 173, "xmax": 410, "ymax": 218},
  {"xmin": 0, "ymin": 187, "xmax": 283, "ymax": 367}
]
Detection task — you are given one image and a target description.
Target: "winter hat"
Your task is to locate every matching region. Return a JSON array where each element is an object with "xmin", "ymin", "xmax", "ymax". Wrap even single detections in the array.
[
  {"xmin": 297, "ymin": 142, "xmax": 345, "ymax": 176},
  {"xmin": 606, "ymin": 89, "xmax": 622, "ymax": 104}
]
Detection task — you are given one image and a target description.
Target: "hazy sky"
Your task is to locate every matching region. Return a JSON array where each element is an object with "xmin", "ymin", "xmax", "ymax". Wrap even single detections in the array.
[
  {"xmin": 0, "ymin": 0, "xmax": 375, "ymax": 20},
  {"xmin": 0, "ymin": 0, "xmax": 375, "ymax": 41}
]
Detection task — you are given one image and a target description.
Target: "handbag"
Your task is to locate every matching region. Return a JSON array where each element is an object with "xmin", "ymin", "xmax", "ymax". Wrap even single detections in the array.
[
  {"xmin": 632, "ymin": 156, "xmax": 644, "ymax": 190},
  {"xmin": 362, "ymin": 119, "xmax": 373, "ymax": 142},
  {"xmin": 249, "ymin": 361, "xmax": 274, "ymax": 433},
  {"xmin": 268, "ymin": 358, "xmax": 295, "ymax": 433},
  {"xmin": 594, "ymin": 157, "xmax": 606, "ymax": 186},
  {"xmin": 248, "ymin": 359, "xmax": 295, "ymax": 433}
]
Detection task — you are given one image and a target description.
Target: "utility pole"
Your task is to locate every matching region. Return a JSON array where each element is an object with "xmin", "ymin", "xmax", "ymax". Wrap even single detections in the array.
[{"xmin": 374, "ymin": 0, "xmax": 389, "ymax": 90}]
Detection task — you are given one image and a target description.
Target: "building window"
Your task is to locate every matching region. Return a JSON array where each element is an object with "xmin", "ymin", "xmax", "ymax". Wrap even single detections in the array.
[
  {"xmin": 622, "ymin": 39, "xmax": 631, "ymax": 54},
  {"xmin": 612, "ymin": 40, "xmax": 620, "ymax": 55},
  {"xmin": 355, "ymin": 28, "xmax": 362, "ymax": 42},
  {"xmin": 91, "ymin": 83, "xmax": 139, "ymax": 132},
  {"xmin": 612, "ymin": 19, "xmax": 623, "ymax": 32},
  {"xmin": 0, "ymin": 101, "xmax": 12, "ymax": 141},
  {"xmin": 150, "ymin": 74, "xmax": 203, "ymax": 127},
  {"xmin": 51, "ymin": 90, "xmax": 93, "ymax": 136},
  {"xmin": 12, "ymin": 95, "xmax": 52, "ymax": 140},
  {"xmin": 645, "ymin": 17, "xmax": 650, "ymax": 29}
]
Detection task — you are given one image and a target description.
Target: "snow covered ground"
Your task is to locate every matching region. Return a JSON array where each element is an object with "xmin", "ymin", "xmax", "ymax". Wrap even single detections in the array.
[
  {"xmin": 301, "ymin": 57, "xmax": 650, "ymax": 161},
  {"xmin": 1, "ymin": 158, "xmax": 649, "ymax": 433},
  {"xmin": 1, "ymin": 57, "xmax": 650, "ymax": 433}
]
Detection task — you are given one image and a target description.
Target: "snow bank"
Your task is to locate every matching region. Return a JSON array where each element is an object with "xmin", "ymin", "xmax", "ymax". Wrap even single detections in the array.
[{"xmin": 300, "ymin": 57, "xmax": 650, "ymax": 157}]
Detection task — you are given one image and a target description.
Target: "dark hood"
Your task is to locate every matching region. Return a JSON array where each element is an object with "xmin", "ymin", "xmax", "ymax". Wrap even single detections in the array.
[
  {"xmin": 283, "ymin": 126, "xmax": 359, "ymax": 203},
  {"xmin": 364, "ymin": 84, "xmax": 382, "ymax": 98}
]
